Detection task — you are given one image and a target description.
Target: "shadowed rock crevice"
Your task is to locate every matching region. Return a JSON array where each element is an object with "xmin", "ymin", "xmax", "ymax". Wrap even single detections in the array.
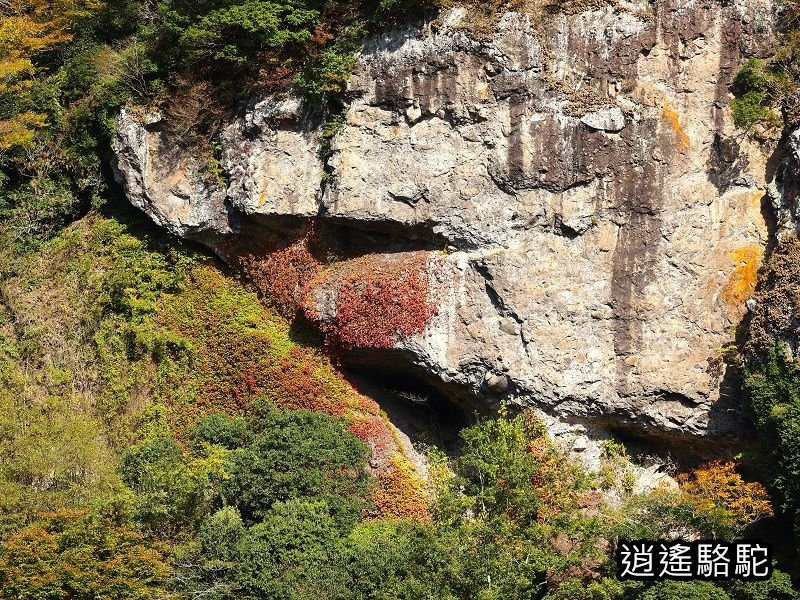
[
  {"xmin": 346, "ymin": 369, "xmax": 469, "ymax": 456},
  {"xmin": 312, "ymin": 219, "xmax": 451, "ymax": 257},
  {"xmin": 610, "ymin": 119, "xmax": 667, "ymax": 393},
  {"xmin": 339, "ymin": 347, "xmax": 489, "ymax": 416}
]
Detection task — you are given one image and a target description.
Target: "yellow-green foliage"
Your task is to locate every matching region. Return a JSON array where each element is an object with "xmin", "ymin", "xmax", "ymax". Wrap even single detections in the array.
[
  {"xmin": 2, "ymin": 215, "xmax": 191, "ymax": 443},
  {"xmin": 1, "ymin": 214, "xmax": 362, "ymax": 437},
  {"xmin": 0, "ymin": 213, "xmax": 424, "ymax": 535},
  {"xmin": 0, "ymin": 509, "xmax": 170, "ymax": 598}
]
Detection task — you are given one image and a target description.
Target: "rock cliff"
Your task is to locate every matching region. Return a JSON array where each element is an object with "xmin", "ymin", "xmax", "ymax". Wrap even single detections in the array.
[{"xmin": 113, "ymin": 0, "xmax": 780, "ymax": 458}]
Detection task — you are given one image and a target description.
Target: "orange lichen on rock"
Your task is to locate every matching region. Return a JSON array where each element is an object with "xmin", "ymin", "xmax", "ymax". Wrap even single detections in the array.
[
  {"xmin": 722, "ymin": 245, "xmax": 762, "ymax": 308},
  {"xmin": 662, "ymin": 101, "xmax": 690, "ymax": 150}
]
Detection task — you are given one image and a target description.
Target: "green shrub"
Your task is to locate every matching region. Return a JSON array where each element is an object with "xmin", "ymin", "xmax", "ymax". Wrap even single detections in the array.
[
  {"xmin": 2, "ymin": 177, "xmax": 82, "ymax": 249},
  {"xmin": 294, "ymin": 42, "xmax": 359, "ymax": 106},
  {"xmin": 335, "ymin": 520, "xmax": 448, "ymax": 599},
  {"xmin": 744, "ymin": 346, "xmax": 800, "ymax": 516},
  {"xmin": 121, "ymin": 437, "xmax": 195, "ymax": 530},
  {"xmin": 640, "ymin": 580, "xmax": 730, "ymax": 600},
  {"xmin": 221, "ymin": 404, "xmax": 370, "ymax": 528},
  {"xmin": 731, "ymin": 57, "xmax": 794, "ymax": 131},
  {"xmin": 723, "ymin": 569, "xmax": 800, "ymax": 600},
  {"xmin": 731, "ymin": 92, "xmax": 779, "ymax": 129},
  {"xmin": 191, "ymin": 413, "xmax": 252, "ymax": 450},
  {"xmin": 234, "ymin": 499, "xmax": 342, "ymax": 597},
  {"xmin": 180, "ymin": 1, "xmax": 319, "ymax": 65},
  {"xmin": 199, "ymin": 506, "xmax": 247, "ymax": 563},
  {"xmin": 121, "ymin": 436, "xmax": 225, "ymax": 532},
  {"xmin": 734, "ymin": 59, "xmax": 780, "ymax": 93}
]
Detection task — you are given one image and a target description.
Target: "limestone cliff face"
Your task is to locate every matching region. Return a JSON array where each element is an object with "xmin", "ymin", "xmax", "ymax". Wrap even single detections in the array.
[{"xmin": 113, "ymin": 0, "xmax": 780, "ymax": 453}]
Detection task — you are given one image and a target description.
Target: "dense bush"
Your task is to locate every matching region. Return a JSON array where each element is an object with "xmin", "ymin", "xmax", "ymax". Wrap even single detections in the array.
[
  {"xmin": 731, "ymin": 26, "xmax": 800, "ymax": 132},
  {"xmin": 121, "ymin": 435, "xmax": 225, "ymax": 533},
  {"xmin": 744, "ymin": 346, "xmax": 800, "ymax": 530},
  {"xmin": 731, "ymin": 58, "xmax": 787, "ymax": 130},
  {"xmin": 220, "ymin": 403, "xmax": 371, "ymax": 527},
  {"xmin": 120, "ymin": 403, "xmax": 373, "ymax": 536},
  {"xmin": 0, "ymin": 510, "xmax": 170, "ymax": 598}
]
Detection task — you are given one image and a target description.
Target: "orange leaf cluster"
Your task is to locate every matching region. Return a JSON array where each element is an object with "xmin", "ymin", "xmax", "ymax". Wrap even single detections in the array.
[
  {"xmin": 679, "ymin": 461, "xmax": 773, "ymax": 529},
  {"xmin": 0, "ymin": 510, "xmax": 168, "ymax": 597},
  {"xmin": 528, "ymin": 436, "xmax": 582, "ymax": 521},
  {"xmin": 372, "ymin": 455, "xmax": 430, "ymax": 522}
]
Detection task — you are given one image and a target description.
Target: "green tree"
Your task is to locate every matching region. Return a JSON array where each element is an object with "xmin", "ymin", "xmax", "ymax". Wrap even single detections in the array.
[
  {"xmin": 191, "ymin": 412, "xmax": 252, "ymax": 450},
  {"xmin": 336, "ymin": 519, "xmax": 450, "ymax": 600},
  {"xmin": 744, "ymin": 347, "xmax": 800, "ymax": 526},
  {"xmin": 178, "ymin": 0, "xmax": 320, "ymax": 65},
  {"xmin": 221, "ymin": 403, "xmax": 370, "ymax": 527},
  {"xmin": 121, "ymin": 435, "xmax": 225, "ymax": 532},
  {"xmin": 234, "ymin": 499, "xmax": 343, "ymax": 598},
  {"xmin": 200, "ymin": 506, "xmax": 246, "ymax": 563}
]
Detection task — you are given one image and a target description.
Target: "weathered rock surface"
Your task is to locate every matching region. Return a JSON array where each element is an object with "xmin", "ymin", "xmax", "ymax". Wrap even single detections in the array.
[
  {"xmin": 113, "ymin": 111, "xmax": 232, "ymax": 239},
  {"xmin": 768, "ymin": 128, "xmax": 800, "ymax": 236},
  {"xmin": 113, "ymin": 0, "xmax": 780, "ymax": 451},
  {"xmin": 222, "ymin": 97, "xmax": 324, "ymax": 220}
]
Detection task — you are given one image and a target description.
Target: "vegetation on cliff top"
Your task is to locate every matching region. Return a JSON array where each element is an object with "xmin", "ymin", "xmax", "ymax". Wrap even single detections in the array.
[{"xmin": 731, "ymin": 0, "xmax": 800, "ymax": 134}]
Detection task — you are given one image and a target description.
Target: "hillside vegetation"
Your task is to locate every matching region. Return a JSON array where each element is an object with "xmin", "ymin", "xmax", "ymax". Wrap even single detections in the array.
[{"xmin": 0, "ymin": 211, "xmax": 792, "ymax": 596}]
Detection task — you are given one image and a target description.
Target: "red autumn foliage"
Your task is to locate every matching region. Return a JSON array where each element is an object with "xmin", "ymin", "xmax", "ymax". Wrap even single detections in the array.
[
  {"xmin": 311, "ymin": 25, "xmax": 334, "ymax": 45},
  {"xmin": 172, "ymin": 327, "xmax": 277, "ymax": 416},
  {"xmin": 240, "ymin": 233, "xmax": 322, "ymax": 318},
  {"xmin": 259, "ymin": 62, "xmax": 295, "ymax": 90},
  {"xmin": 307, "ymin": 252, "xmax": 437, "ymax": 350},
  {"xmin": 348, "ymin": 415, "xmax": 395, "ymax": 464}
]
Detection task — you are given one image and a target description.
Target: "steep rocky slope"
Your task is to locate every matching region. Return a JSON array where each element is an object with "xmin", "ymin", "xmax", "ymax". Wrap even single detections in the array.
[{"xmin": 113, "ymin": 0, "xmax": 781, "ymax": 458}]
